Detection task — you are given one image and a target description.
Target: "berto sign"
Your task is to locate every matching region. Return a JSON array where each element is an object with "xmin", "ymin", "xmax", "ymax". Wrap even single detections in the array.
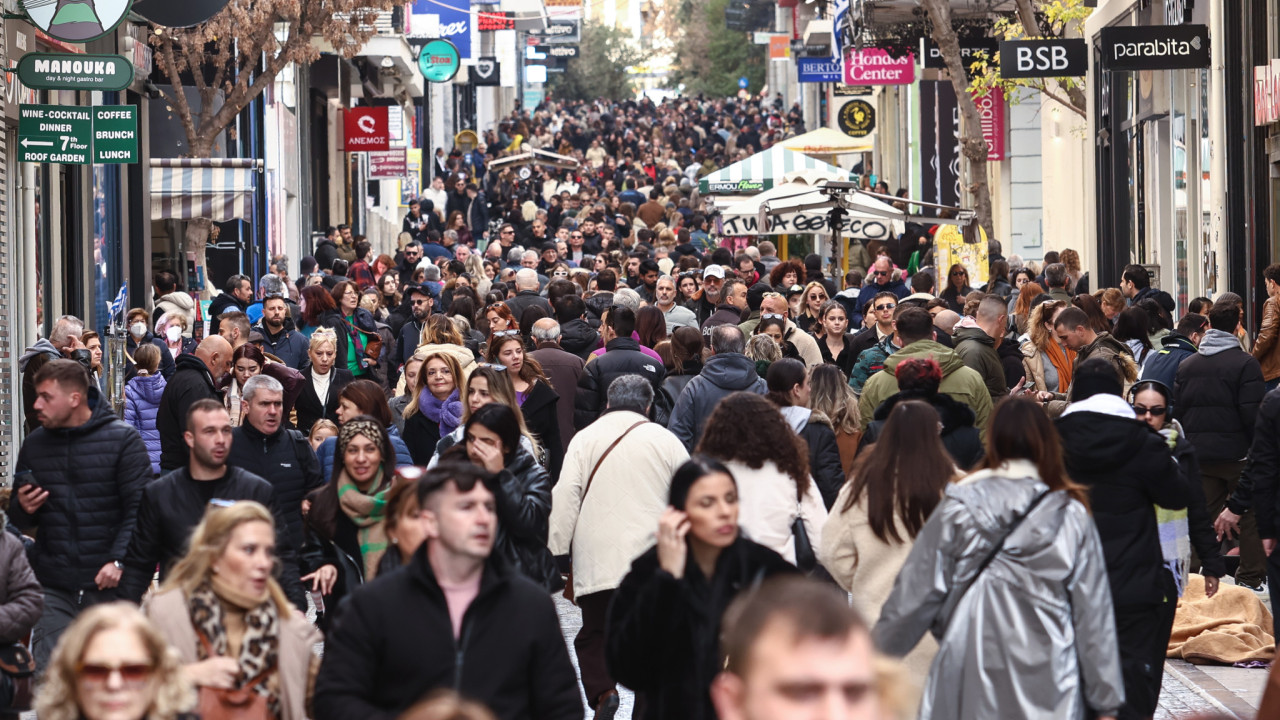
[{"xmin": 1099, "ymin": 24, "xmax": 1210, "ymax": 71}]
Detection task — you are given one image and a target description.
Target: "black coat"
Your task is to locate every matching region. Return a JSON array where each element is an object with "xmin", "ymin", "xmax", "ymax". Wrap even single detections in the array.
[
  {"xmin": 558, "ymin": 318, "xmax": 601, "ymax": 360},
  {"xmin": 227, "ymin": 422, "xmax": 325, "ymax": 550},
  {"xmin": 1173, "ymin": 343, "xmax": 1266, "ymax": 464},
  {"xmin": 495, "ymin": 448, "xmax": 561, "ymax": 592},
  {"xmin": 796, "ymin": 415, "xmax": 845, "ymax": 509},
  {"xmin": 1166, "ymin": 423, "xmax": 1227, "ymax": 578},
  {"xmin": 606, "ymin": 538, "xmax": 796, "ymax": 720},
  {"xmin": 207, "ymin": 292, "xmax": 248, "ymax": 337},
  {"xmin": 653, "ymin": 361, "xmax": 703, "ymax": 427},
  {"xmin": 322, "ymin": 309, "xmax": 381, "ymax": 380},
  {"xmin": 1056, "ymin": 411, "xmax": 1187, "ymax": 607},
  {"xmin": 505, "ymin": 291, "xmax": 553, "ymax": 322},
  {"xmin": 294, "ymin": 368, "xmax": 354, "ymax": 435},
  {"xmin": 10, "ymin": 387, "xmax": 150, "ymax": 593},
  {"xmin": 519, "ymin": 380, "xmax": 563, "ymax": 481},
  {"xmin": 1140, "ymin": 333, "xmax": 1197, "ymax": 389},
  {"xmin": 574, "ymin": 338, "xmax": 665, "ymax": 429},
  {"xmin": 1244, "ymin": 390, "xmax": 1280, "ymax": 539},
  {"xmin": 403, "ymin": 410, "xmax": 443, "ymax": 465},
  {"xmin": 313, "ymin": 547, "xmax": 582, "ymax": 720},
  {"xmin": 816, "ymin": 332, "xmax": 860, "ymax": 377},
  {"xmin": 157, "ymin": 354, "xmax": 220, "ymax": 471},
  {"xmin": 865, "ymin": 390, "xmax": 984, "ymax": 470},
  {"xmin": 314, "ymin": 239, "xmax": 340, "ymax": 276},
  {"xmin": 121, "ymin": 467, "xmax": 307, "ymax": 609}
]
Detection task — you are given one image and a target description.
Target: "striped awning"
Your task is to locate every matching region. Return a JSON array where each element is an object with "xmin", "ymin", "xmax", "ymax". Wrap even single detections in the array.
[
  {"xmin": 150, "ymin": 158, "xmax": 262, "ymax": 222},
  {"xmin": 698, "ymin": 145, "xmax": 850, "ymax": 195}
]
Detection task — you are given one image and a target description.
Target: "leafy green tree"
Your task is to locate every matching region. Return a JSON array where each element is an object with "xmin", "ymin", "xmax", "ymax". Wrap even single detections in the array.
[
  {"xmin": 670, "ymin": 0, "xmax": 765, "ymax": 97},
  {"xmin": 548, "ymin": 22, "xmax": 645, "ymax": 101},
  {"xmin": 967, "ymin": 0, "xmax": 1091, "ymax": 117}
]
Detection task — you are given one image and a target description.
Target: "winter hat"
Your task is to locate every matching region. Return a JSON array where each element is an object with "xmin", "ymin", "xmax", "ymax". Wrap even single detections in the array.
[{"xmin": 1070, "ymin": 357, "xmax": 1123, "ymax": 402}]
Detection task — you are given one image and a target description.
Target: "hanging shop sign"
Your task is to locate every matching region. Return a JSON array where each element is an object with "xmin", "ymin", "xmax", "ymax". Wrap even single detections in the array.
[
  {"xmin": 132, "ymin": 0, "xmax": 231, "ymax": 27},
  {"xmin": 477, "ymin": 11, "xmax": 514, "ymax": 31},
  {"xmin": 1255, "ymin": 59, "xmax": 1280, "ymax": 126},
  {"xmin": 528, "ymin": 19, "xmax": 580, "ymax": 43},
  {"xmin": 843, "ymin": 48, "xmax": 914, "ymax": 85},
  {"xmin": 417, "ymin": 39, "xmax": 461, "ymax": 83},
  {"xmin": 797, "ymin": 57, "xmax": 841, "ymax": 83},
  {"xmin": 343, "ymin": 107, "xmax": 391, "ymax": 151},
  {"xmin": 833, "ymin": 84, "xmax": 873, "ymax": 96},
  {"xmin": 546, "ymin": 46, "xmax": 579, "ymax": 59},
  {"xmin": 473, "ymin": 57, "xmax": 500, "ymax": 86},
  {"xmin": 369, "ymin": 150, "xmax": 408, "ymax": 179},
  {"xmin": 410, "ymin": 0, "xmax": 471, "ymax": 60},
  {"xmin": 18, "ymin": 103, "xmax": 138, "ymax": 165},
  {"xmin": 1099, "ymin": 24, "xmax": 1210, "ymax": 71},
  {"xmin": 921, "ymin": 38, "xmax": 998, "ymax": 70},
  {"xmin": 998, "ymin": 39, "xmax": 1088, "ymax": 78},
  {"xmin": 21, "ymin": 0, "xmax": 133, "ymax": 43},
  {"xmin": 837, "ymin": 99, "xmax": 875, "ymax": 137},
  {"xmin": 17, "ymin": 53, "xmax": 134, "ymax": 91},
  {"xmin": 974, "ymin": 90, "xmax": 1005, "ymax": 161}
]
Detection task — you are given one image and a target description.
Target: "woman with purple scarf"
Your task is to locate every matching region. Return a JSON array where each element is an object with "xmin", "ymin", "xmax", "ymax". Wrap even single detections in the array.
[{"xmin": 402, "ymin": 349, "xmax": 465, "ymax": 464}]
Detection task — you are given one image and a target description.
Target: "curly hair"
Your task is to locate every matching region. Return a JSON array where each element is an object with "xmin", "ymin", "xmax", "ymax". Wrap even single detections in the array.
[
  {"xmin": 768, "ymin": 259, "xmax": 806, "ymax": 289},
  {"xmin": 696, "ymin": 392, "xmax": 810, "ymax": 498}
]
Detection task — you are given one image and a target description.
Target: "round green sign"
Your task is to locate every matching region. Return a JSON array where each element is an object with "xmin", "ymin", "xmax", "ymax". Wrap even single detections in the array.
[
  {"xmin": 22, "ymin": 0, "xmax": 134, "ymax": 44},
  {"xmin": 418, "ymin": 39, "xmax": 461, "ymax": 83}
]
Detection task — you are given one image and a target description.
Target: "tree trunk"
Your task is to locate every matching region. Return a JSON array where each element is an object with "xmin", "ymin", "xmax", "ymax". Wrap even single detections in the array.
[
  {"xmin": 1012, "ymin": 0, "xmax": 1088, "ymax": 114},
  {"xmin": 921, "ymin": 0, "xmax": 995, "ymax": 239},
  {"xmin": 185, "ymin": 139, "xmax": 216, "ymax": 299}
]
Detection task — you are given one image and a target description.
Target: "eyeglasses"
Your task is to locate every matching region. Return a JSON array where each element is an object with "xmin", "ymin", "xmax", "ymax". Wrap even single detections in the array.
[
  {"xmin": 262, "ymin": 292, "xmax": 285, "ymax": 301},
  {"xmin": 874, "ymin": 303, "xmax": 896, "ymax": 312},
  {"xmin": 873, "ymin": 270, "xmax": 890, "ymax": 276},
  {"xmin": 553, "ymin": 271, "xmax": 569, "ymax": 277},
  {"xmin": 477, "ymin": 362, "xmax": 508, "ymax": 371},
  {"xmin": 761, "ymin": 313, "xmax": 786, "ymax": 319},
  {"xmin": 761, "ymin": 292, "xmax": 782, "ymax": 300},
  {"xmin": 492, "ymin": 329, "xmax": 520, "ymax": 338},
  {"xmin": 950, "ymin": 271, "xmax": 967, "ymax": 277},
  {"xmin": 501, "ymin": 229, "xmax": 515, "ymax": 235},
  {"xmin": 1133, "ymin": 405, "xmax": 1167, "ymax": 417},
  {"xmin": 77, "ymin": 662, "xmax": 155, "ymax": 686}
]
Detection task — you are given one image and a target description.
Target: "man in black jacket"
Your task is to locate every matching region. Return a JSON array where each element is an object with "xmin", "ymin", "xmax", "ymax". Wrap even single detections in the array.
[
  {"xmin": 227, "ymin": 375, "xmax": 323, "ymax": 550},
  {"xmin": 575, "ymin": 306, "xmax": 665, "ymax": 429},
  {"xmin": 1175, "ymin": 301, "xmax": 1267, "ymax": 591},
  {"xmin": 122, "ymin": 399, "xmax": 306, "ymax": 608},
  {"xmin": 555, "ymin": 294, "xmax": 601, "ymax": 360},
  {"xmin": 505, "ymin": 269, "xmax": 553, "ymax": 320},
  {"xmin": 207, "ymin": 274, "xmax": 252, "ymax": 337},
  {"xmin": 11, "ymin": 360, "xmax": 150, "ymax": 669},
  {"xmin": 253, "ymin": 293, "xmax": 309, "ymax": 371},
  {"xmin": 1243, "ymin": 388, "xmax": 1280, "ymax": 639},
  {"xmin": 396, "ymin": 285, "xmax": 435, "ymax": 369},
  {"xmin": 1056, "ymin": 358, "xmax": 1187, "ymax": 720},
  {"xmin": 314, "ymin": 462, "xmax": 582, "ymax": 720},
  {"xmin": 157, "ymin": 336, "xmax": 231, "ymax": 472}
]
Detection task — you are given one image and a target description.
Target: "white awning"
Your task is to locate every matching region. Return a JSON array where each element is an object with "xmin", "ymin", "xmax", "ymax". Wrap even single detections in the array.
[{"xmin": 149, "ymin": 158, "xmax": 262, "ymax": 222}]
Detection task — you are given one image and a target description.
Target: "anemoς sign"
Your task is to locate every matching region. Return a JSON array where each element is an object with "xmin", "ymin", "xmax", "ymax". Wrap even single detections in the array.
[
  {"xmin": 1099, "ymin": 24, "xmax": 1210, "ymax": 71},
  {"xmin": 343, "ymin": 107, "xmax": 390, "ymax": 152}
]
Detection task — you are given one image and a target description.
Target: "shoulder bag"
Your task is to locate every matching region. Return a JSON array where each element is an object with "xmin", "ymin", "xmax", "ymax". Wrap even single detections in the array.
[
  {"xmin": 194, "ymin": 630, "xmax": 272, "ymax": 720},
  {"xmin": 563, "ymin": 419, "xmax": 648, "ymax": 604},
  {"xmin": 0, "ymin": 642, "xmax": 35, "ymax": 712}
]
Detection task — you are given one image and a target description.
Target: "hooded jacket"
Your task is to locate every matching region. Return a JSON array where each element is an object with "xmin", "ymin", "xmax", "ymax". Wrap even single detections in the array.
[
  {"xmin": 254, "ymin": 319, "xmax": 310, "ymax": 371},
  {"xmin": 865, "ymin": 390, "xmax": 984, "ymax": 470},
  {"xmin": 1056, "ymin": 397, "xmax": 1188, "ymax": 606},
  {"xmin": 207, "ymin": 291, "xmax": 248, "ymax": 337},
  {"xmin": 19, "ymin": 338, "xmax": 63, "ymax": 432},
  {"xmin": 667, "ymin": 352, "xmax": 767, "ymax": 451},
  {"xmin": 153, "ymin": 291, "xmax": 196, "ymax": 334},
  {"xmin": 952, "ymin": 325, "xmax": 1007, "ymax": 403},
  {"xmin": 314, "ymin": 545, "xmax": 582, "ymax": 720},
  {"xmin": 123, "ymin": 373, "xmax": 167, "ymax": 474},
  {"xmin": 778, "ymin": 406, "xmax": 845, "ymax": 509},
  {"xmin": 558, "ymin": 317, "xmax": 601, "ymax": 360},
  {"xmin": 10, "ymin": 385, "xmax": 151, "ymax": 594},
  {"xmin": 1140, "ymin": 332, "xmax": 1197, "ymax": 389},
  {"xmin": 574, "ymin": 338, "xmax": 665, "ymax": 430},
  {"xmin": 1173, "ymin": 328, "xmax": 1266, "ymax": 464},
  {"xmin": 858, "ymin": 340, "xmax": 992, "ymax": 437},
  {"xmin": 873, "ymin": 462, "xmax": 1124, "ymax": 719},
  {"xmin": 157, "ymin": 353, "xmax": 220, "ymax": 471}
]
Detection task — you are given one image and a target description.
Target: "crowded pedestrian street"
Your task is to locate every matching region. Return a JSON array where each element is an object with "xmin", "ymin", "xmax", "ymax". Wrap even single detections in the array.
[{"xmin": 6, "ymin": 0, "xmax": 1280, "ymax": 719}]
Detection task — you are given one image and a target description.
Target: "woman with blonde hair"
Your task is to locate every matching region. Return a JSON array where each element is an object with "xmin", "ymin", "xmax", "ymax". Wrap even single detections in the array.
[
  {"xmin": 1020, "ymin": 299, "xmax": 1075, "ymax": 393},
  {"xmin": 1060, "ymin": 248, "xmax": 1088, "ymax": 294},
  {"xmin": 413, "ymin": 314, "xmax": 475, "ymax": 383},
  {"xmin": 1098, "ymin": 287, "xmax": 1126, "ymax": 323},
  {"xmin": 795, "ymin": 281, "xmax": 829, "ymax": 333},
  {"xmin": 808, "ymin": 364, "xmax": 862, "ymax": 475},
  {"xmin": 38, "ymin": 603, "xmax": 194, "ymax": 720},
  {"xmin": 463, "ymin": 253, "xmax": 492, "ymax": 297},
  {"xmin": 144, "ymin": 502, "xmax": 320, "ymax": 720},
  {"xmin": 429, "ymin": 364, "xmax": 538, "ymax": 467},
  {"xmin": 403, "ymin": 350, "xmax": 465, "ymax": 465},
  {"xmin": 295, "ymin": 327, "xmax": 353, "ymax": 434}
]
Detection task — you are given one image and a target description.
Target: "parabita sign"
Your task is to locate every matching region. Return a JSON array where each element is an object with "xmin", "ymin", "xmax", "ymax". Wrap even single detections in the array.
[{"xmin": 1099, "ymin": 24, "xmax": 1210, "ymax": 71}]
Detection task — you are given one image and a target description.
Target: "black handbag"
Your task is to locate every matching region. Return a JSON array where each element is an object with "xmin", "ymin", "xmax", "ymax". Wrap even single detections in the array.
[
  {"xmin": 0, "ymin": 642, "xmax": 36, "ymax": 712},
  {"xmin": 792, "ymin": 515, "xmax": 816, "ymax": 572}
]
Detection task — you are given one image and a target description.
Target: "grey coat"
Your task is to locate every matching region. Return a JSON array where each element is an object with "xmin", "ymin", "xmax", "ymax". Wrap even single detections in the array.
[{"xmin": 873, "ymin": 461, "xmax": 1124, "ymax": 719}]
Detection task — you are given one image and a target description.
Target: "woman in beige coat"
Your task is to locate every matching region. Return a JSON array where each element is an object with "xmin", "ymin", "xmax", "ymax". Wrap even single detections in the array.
[
  {"xmin": 819, "ymin": 400, "xmax": 959, "ymax": 699},
  {"xmin": 144, "ymin": 501, "xmax": 320, "ymax": 720}
]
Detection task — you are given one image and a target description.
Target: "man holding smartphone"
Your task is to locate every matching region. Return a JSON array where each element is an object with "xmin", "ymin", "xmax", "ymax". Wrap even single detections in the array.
[{"xmin": 10, "ymin": 359, "xmax": 151, "ymax": 670}]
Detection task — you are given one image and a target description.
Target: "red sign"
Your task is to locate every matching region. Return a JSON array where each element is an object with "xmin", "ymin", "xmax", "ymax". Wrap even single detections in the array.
[
  {"xmin": 842, "ymin": 48, "xmax": 915, "ymax": 85},
  {"xmin": 343, "ymin": 107, "xmax": 390, "ymax": 152},
  {"xmin": 974, "ymin": 90, "xmax": 1005, "ymax": 161},
  {"xmin": 369, "ymin": 149, "xmax": 408, "ymax": 179},
  {"xmin": 477, "ymin": 11, "xmax": 515, "ymax": 31}
]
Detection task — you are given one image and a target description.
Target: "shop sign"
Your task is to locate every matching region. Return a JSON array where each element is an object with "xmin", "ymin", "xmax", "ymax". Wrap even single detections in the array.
[
  {"xmin": 544, "ymin": 0, "xmax": 582, "ymax": 7},
  {"xmin": 409, "ymin": 0, "xmax": 471, "ymax": 60},
  {"xmin": 843, "ymin": 48, "xmax": 914, "ymax": 86},
  {"xmin": 477, "ymin": 11, "xmax": 514, "ymax": 31},
  {"xmin": 837, "ymin": 100, "xmax": 875, "ymax": 137},
  {"xmin": 1255, "ymin": 59, "xmax": 1280, "ymax": 126},
  {"xmin": 546, "ymin": 46, "xmax": 579, "ymax": 59},
  {"xmin": 528, "ymin": 20, "xmax": 579, "ymax": 43},
  {"xmin": 1164, "ymin": 0, "xmax": 1193, "ymax": 25},
  {"xmin": 921, "ymin": 38, "xmax": 998, "ymax": 70},
  {"xmin": 92, "ymin": 106, "xmax": 138, "ymax": 163},
  {"xmin": 17, "ymin": 53, "xmax": 134, "ymax": 91},
  {"xmin": 797, "ymin": 57, "xmax": 841, "ymax": 83},
  {"xmin": 999, "ymin": 39, "xmax": 1088, "ymax": 78},
  {"xmin": 370, "ymin": 150, "xmax": 408, "ymax": 179},
  {"xmin": 792, "ymin": 40, "xmax": 830, "ymax": 58},
  {"xmin": 1099, "ymin": 24, "xmax": 1210, "ymax": 71},
  {"xmin": 18, "ymin": 104, "xmax": 92, "ymax": 164},
  {"xmin": 974, "ymin": 90, "xmax": 1004, "ymax": 161},
  {"xmin": 343, "ymin": 107, "xmax": 391, "ymax": 151},
  {"xmin": 833, "ymin": 84, "xmax": 873, "ymax": 96},
  {"xmin": 707, "ymin": 180, "xmax": 765, "ymax": 193},
  {"xmin": 473, "ymin": 57, "xmax": 500, "ymax": 86},
  {"xmin": 769, "ymin": 36, "xmax": 790, "ymax": 60},
  {"xmin": 21, "ymin": 0, "xmax": 133, "ymax": 44},
  {"xmin": 132, "ymin": 0, "xmax": 231, "ymax": 27},
  {"xmin": 417, "ymin": 39, "xmax": 461, "ymax": 83}
]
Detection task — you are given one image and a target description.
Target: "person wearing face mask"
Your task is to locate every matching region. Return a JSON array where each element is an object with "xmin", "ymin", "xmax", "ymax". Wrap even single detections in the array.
[
  {"xmin": 157, "ymin": 312, "xmax": 198, "ymax": 359},
  {"xmin": 125, "ymin": 308, "xmax": 176, "ymax": 381}
]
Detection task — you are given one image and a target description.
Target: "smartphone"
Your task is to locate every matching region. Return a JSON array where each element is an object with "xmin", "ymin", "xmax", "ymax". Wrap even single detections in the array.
[{"xmin": 11, "ymin": 470, "xmax": 34, "ymax": 492}]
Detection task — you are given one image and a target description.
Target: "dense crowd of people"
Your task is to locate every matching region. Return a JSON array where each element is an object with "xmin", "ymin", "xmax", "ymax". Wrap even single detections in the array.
[{"xmin": 8, "ymin": 93, "xmax": 1280, "ymax": 720}]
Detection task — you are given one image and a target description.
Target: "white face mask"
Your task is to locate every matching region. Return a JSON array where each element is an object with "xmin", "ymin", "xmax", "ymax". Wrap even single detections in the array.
[
  {"xmin": 166, "ymin": 326, "xmax": 182, "ymax": 343},
  {"xmin": 130, "ymin": 322, "xmax": 147, "ymax": 339}
]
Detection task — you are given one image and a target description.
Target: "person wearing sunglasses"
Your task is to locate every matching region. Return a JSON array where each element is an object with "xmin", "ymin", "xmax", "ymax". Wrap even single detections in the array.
[
  {"xmin": 39, "ymin": 603, "xmax": 195, "ymax": 720},
  {"xmin": 853, "ymin": 258, "xmax": 909, "ymax": 324},
  {"xmin": 940, "ymin": 264, "xmax": 974, "ymax": 314}
]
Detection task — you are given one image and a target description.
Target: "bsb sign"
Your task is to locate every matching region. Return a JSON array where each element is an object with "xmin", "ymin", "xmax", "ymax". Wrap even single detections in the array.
[
  {"xmin": 998, "ymin": 39, "xmax": 1088, "ymax": 78},
  {"xmin": 1099, "ymin": 24, "xmax": 1210, "ymax": 71}
]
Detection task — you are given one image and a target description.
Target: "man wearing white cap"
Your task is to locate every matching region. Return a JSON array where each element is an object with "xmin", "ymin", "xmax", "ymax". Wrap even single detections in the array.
[{"xmin": 693, "ymin": 265, "xmax": 727, "ymax": 325}]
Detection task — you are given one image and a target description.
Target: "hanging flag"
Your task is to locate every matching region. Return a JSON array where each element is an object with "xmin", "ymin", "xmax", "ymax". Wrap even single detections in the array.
[
  {"xmin": 108, "ymin": 280, "xmax": 128, "ymax": 322},
  {"xmin": 830, "ymin": 0, "xmax": 850, "ymax": 65}
]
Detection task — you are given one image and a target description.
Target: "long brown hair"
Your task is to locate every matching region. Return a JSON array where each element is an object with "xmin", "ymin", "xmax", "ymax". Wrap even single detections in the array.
[
  {"xmin": 697, "ymin": 392, "xmax": 810, "ymax": 498},
  {"xmin": 980, "ymin": 397, "xmax": 1090, "ymax": 508},
  {"xmin": 844, "ymin": 401, "xmax": 956, "ymax": 543},
  {"xmin": 486, "ymin": 333, "xmax": 548, "ymax": 385}
]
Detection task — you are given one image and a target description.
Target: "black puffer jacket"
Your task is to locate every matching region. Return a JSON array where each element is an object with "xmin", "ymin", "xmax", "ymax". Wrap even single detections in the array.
[
  {"xmin": 519, "ymin": 380, "xmax": 563, "ymax": 480},
  {"xmin": 653, "ymin": 360, "xmax": 703, "ymax": 427},
  {"xmin": 780, "ymin": 407, "xmax": 845, "ymax": 509},
  {"xmin": 227, "ymin": 422, "xmax": 325, "ymax": 550},
  {"xmin": 495, "ymin": 447, "xmax": 562, "ymax": 592},
  {"xmin": 1163, "ymin": 420, "xmax": 1226, "ymax": 578},
  {"xmin": 606, "ymin": 537, "xmax": 796, "ymax": 720},
  {"xmin": 157, "ymin": 353, "xmax": 220, "ymax": 471},
  {"xmin": 865, "ymin": 390, "xmax": 984, "ymax": 470},
  {"xmin": 584, "ymin": 292, "xmax": 615, "ymax": 327},
  {"xmin": 1173, "ymin": 331, "xmax": 1266, "ymax": 464},
  {"xmin": 314, "ymin": 546, "xmax": 582, "ymax": 720},
  {"xmin": 1056, "ymin": 410, "xmax": 1187, "ymax": 607},
  {"xmin": 1245, "ymin": 390, "xmax": 1280, "ymax": 539},
  {"xmin": 10, "ymin": 386, "xmax": 151, "ymax": 593},
  {"xmin": 559, "ymin": 318, "xmax": 601, "ymax": 360},
  {"xmin": 207, "ymin": 291, "xmax": 248, "ymax": 336},
  {"xmin": 120, "ymin": 467, "xmax": 306, "ymax": 609},
  {"xmin": 574, "ymin": 338, "xmax": 665, "ymax": 430}
]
